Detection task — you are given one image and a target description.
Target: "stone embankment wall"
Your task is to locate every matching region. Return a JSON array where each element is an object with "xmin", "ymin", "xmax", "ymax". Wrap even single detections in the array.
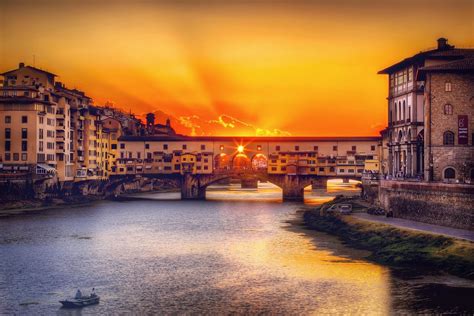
[
  {"xmin": 0, "ymin": 176, "xmax": 180, "ymax": 204},
  {"xmin": 363, "ymin": 180, "xmax": 474, "ymax": 230}
]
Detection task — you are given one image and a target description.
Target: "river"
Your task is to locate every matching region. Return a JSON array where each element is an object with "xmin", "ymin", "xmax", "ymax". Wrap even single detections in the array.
[{"xmin": 0, "ymin": 183, "xmax": 473, "ymax": 314}]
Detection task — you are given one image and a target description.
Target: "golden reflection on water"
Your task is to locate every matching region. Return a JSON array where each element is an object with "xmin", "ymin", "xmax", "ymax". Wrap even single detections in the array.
[{"xmin": 207, "ymin": 182, "xmax": 391, "ymax": 314}]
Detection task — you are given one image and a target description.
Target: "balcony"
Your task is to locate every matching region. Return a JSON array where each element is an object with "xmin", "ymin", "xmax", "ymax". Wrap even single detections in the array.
[{"xmin": 56, "ymin": 135, "xmax": 65, "ymax": 142}]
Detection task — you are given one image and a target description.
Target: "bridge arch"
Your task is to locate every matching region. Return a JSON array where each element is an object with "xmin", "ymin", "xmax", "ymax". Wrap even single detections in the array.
[
  {"xmin": 232, "ymin": 153, "xmax": 251, "ymax": 171},
  {"xmin": 214, "ymin": 153, "xmax": 231, "ymax": 171},
  {"xmin": 251, "ymin": 153, "xmax": 268, "ymax": 171}
]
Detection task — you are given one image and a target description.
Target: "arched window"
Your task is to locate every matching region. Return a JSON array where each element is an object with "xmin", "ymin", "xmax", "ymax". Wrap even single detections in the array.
[
  {"xmin": 444, "ymin": 104, "xmax": 453, "ymax": 115},
  {"xmin": 444, "ymin": 167, "xmax": 456, "ymax": 179},
  {"xmin": 398, "ymin": 130, "xmax": 403, "ymax": 143},
  {"xmin": 402, "ymin": 100, "xmax": 406, "ymax": 120},
  {"xmin": 445, "ymin": 82, "xmax": 452, "ymax": 92},
  {"xmin": 443, "ymin": 131, "xmax": 455, "ymax": 145}
]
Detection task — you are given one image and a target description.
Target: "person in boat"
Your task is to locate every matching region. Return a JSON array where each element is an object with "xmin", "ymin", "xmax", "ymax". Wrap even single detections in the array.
[
  {"xmin": 75, "ymin": 289, "xmax": 82, "ymax": 299},
  {"xmin": 91, "ymin": 288, "xmax": 96, "ymax": 297}
]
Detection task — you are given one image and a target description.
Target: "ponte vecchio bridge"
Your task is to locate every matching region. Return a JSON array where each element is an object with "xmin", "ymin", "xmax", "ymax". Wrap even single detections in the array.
[{"xmin": 111, "ymin": 135, "xmax": 380, "ymax": 201}]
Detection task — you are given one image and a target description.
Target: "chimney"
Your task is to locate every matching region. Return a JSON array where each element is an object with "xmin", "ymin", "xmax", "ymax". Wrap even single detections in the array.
[
  {"xmin": 437, "ymin": 38, "xmax": 450, "ymax": 50},
  {"xmin": 19, "ymin": 62, "xmax": 25, "ymax": 68}
]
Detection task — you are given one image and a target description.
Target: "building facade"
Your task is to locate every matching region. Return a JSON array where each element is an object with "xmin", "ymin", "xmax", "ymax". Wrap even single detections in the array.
[
  {"xmin": 112, "ymin": 136, "xmax": 380, "ymax": 178},
  {"xmin": 418, "ymin": 59, "xmax": 474, "ymax": 182},
  {"xmin": 0, "ymin": 63, "xmax": 142, "ymax": 183}
]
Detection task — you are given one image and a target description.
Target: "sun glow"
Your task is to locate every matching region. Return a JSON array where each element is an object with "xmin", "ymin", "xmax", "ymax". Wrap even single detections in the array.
[{"xmin": 237, "ymin": 145, "xmax": 245, "ymax": 153}]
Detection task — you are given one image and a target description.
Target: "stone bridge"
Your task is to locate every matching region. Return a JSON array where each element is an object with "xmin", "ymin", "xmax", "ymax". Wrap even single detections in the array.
[{"xmin": 109, "ymin": 171, "xmax": 360, "ymax": 201}]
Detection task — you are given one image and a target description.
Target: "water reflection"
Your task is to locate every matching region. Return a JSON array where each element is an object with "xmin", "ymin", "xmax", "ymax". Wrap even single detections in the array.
[{"xmin": 0, "ymin": 182, "xmax": 472, "ymax": 314}]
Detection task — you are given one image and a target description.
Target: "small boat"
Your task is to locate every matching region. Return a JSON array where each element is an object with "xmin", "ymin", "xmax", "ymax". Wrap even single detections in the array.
[{"xmin": 60, "ymin": 294, "xmax": 100, "ymax": 308}]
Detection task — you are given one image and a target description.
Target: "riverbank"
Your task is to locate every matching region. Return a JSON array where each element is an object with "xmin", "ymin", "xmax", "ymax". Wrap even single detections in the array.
[
  {"xmin": 0, "ymin": 188, "xmax": 180, "ymax": 216},
  {"xmin": 301, "ymin": 197, "xmax": 474, "ymax": 280}
]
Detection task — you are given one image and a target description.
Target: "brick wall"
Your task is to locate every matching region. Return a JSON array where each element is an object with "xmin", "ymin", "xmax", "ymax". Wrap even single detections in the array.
[
  {"xmin": 378, "ymin": 180, "xmax": 474, "ymax": 230},
  {"xmin": 427, "ymin": 73, "xmax": 474, "ymax": 182}
]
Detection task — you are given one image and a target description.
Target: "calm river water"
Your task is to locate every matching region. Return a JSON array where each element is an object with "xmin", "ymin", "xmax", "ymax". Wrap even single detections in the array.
[{"xmin": 0, "ymin": 183, "xmax": 473, "ymax": 315}]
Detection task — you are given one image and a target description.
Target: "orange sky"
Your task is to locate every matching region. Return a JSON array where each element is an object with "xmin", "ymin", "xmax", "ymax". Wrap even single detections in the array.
[{"xmin": 1, "ymin": 0, "xmax": 473, "ymax": 136}]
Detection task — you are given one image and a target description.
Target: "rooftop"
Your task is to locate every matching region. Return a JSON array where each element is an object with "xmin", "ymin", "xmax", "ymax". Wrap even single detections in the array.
[{"xmin": 378, "ymin": 38, "xmax": 474, "ymax": 74}]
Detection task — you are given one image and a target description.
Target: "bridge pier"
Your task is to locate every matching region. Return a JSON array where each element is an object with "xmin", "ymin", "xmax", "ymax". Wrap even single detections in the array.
[
  {"xmin": 241, "ymin": 178, "xmax": 258, "ymax": 189},
  {"xmin": 312, "ymin": 178, "xmax": 328, "ymax": 190},
  {"xmin": 271, "ymin": 175, "xmax": 309, "ymax": 202},
  {"xmin": 181, "ymin": 174, "xmax": 206, "ymax": 200}
]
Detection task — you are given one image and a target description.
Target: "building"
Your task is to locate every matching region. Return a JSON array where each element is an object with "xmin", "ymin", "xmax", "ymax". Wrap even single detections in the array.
[
  {"xmin": 417, "ymin": 57, "xmax": 474, "ymax": 182},
  {"xmin": 112, "ymin": 136, "xmax": 379, "ymax": 178},
  {"xmin": 0, "ymin": 63, "xmax": 142, "ymax": 183},
  {"xmin": 378, "ymin": 38, "xmax": 474, "ymax": 181},
  {"xmin": 0, "ymin": 63, "xmax": 65, "ymax": 177}
]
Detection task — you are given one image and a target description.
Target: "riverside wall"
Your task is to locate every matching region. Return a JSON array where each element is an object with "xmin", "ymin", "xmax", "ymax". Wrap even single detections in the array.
[{"xmin": 363, "ymin": 179, "xmax": 474, "ymax": 230}]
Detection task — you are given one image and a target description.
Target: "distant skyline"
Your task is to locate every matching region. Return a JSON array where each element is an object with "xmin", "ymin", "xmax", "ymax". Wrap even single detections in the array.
[{"xmin": 1, "ymin": 0, "xmax": 473, "ymax": 136}]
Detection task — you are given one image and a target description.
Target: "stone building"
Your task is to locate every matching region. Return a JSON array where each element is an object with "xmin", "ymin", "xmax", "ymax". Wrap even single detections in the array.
[
  {"xmin": 417, "ymin": 58, "xmax": 474, "ymax": 182},
  {"xmin": 378, "ymin": 38, "xmax": 474, "ymax": 181}
]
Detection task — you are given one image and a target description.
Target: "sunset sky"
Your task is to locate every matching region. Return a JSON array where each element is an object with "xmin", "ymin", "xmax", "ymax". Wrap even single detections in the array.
[{"xmin": 1, "ymin": 0, "xmax": 473, "ymax": 136}]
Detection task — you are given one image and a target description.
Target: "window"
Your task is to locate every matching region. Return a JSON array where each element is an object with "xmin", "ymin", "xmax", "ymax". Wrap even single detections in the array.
[
  {"xmin": 163, "ymin": 144, "xmax": 168, "ymax": 150},
  {"xmin": 352, "ymin": 145, "xmax": 356, "ymax": 151},
  {"xmin": 444, "ymin": 167, "xmax": 456, "ymax": 179},
  {"xmin": 443, "ymin": 131, "xmax": 455, "ymax": 145},
  {"xmin": 13, "ymin": 153, "xmax": 19, "ymax": 161},
  {"xmin": 21, "ymin": 141, "xmax": 27, "ymax": 151},
  {"xmin": 5, "ymin": 128, "xmax": 11, "ymax": 139},
  {"xmin": 201, "ymin": 144, "xmax": 206, "ymax": 150},
  {"xmin": 276, "ymin": 145, "xmax": 280, "ymax": 151},
  {"xmin": 348, "ymin": 169, "xmax": 355, "ymax": 173},
  {"xmin": 313, "ymin": 146, "xmax": 318, "ymax": 151},
  {"xmin": 120, "ymin": 143, "xmax": 125, "ymax": 149},
  {"xmin": 145, "ymin": 144, "xmax": 150, "ymax": 149},
  {"xmin": 444, "ymin": 104, "xmax": 453, "ymax": 115},
  {"xmin": 21, "ymin": 116, "xmax": 28, "ymax": 123},
  {"xmin": 182, "ymin": 144, "xmax": 187, "ymax": 150},
  {"xmin": 333, "ymin": 145, "xmax": 338, "ymax": 151},
  {"xmin": 295, "ymin": 146, "xmax": 299, "ymax": 151},
  {"xmin": 339, "ymin": 169, "xmax": 345, "ymax": 173},
  {"xmin": 39, "ymin": 117, "xmax": 44, "ymax": 124},
  {"xmin": 5, "ymin": 116, "xmax": 11, "ymax": 123},
  {"xmin": 21, "ymin": 128, "xmax": 27, "ymax": 139},
  {"xmin": 137, "ymin": 152, "xmax": 141, "ymax": 159},
  {"xmin": 371, "ymin": 145, "xmax": 376, "ymax": 151},
  {"xmin": 445, "ymin": 82, "xmax": 452, "ymax": 92},
  {"xmin": 111, "ymin": 144, "xmax": 117, "ymax": 150},
  {"xmin": 271, "ymin": 167, "xmax": 277, "ymax": 171},
  {"xmin": 5, "ymin": 141, "xmax": 11, "ymax": 151},
  {"xmin": 319, "ymin": 167, "xmax": 324, "ymax": 172},
  {"xmin": 39, "ymin": 141, "xmax": 44, "ymax": 152}
]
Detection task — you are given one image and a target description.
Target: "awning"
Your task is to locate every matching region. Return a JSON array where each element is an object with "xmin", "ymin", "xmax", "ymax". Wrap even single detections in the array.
[{"xmin": 36, "ymin": 164, "xmax": 57, "ymax": 173}]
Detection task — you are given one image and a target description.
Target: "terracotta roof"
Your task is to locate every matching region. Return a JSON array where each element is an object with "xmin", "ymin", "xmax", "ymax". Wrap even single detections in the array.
[
  {"xmin": 416, "ymin": 58, "xmax": 474, "ymax": 80},
  {"xmin": 419, "ymin": 57, "xmax": 474, "ymax": 72},
  {"xmin": 1, "ymin": 65, "xmax": 57, "ymax": 77},
  {"xmin": 378, "ymin": 48, "xmax": 474, "ymax": 74},
  {"xmin": 119, "ymin": 135, "xmax": 381, "ymax": 142}
]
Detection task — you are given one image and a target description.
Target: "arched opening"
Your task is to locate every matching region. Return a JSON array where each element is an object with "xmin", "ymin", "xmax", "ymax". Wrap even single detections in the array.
[
  {"xmin": 444, "ymin": 167, "xmax": 456, "ymax": 180},
  {"xmin": 232, "ymin": 153, "xmax": 251, "ymax": 171},
  {"xmin": 214, "ymin": 153, "xmax": 231, "ymax": 171},
  {"xmin": 398, "ymin": 130, "xmax": 403, "ymax": 143},
  {"xmin": 416, "ymin": 130, "xmax": 424, "ymax": 175},
  {"xmin": 443, "ymin": 131, "xmax": 455, "ymax": 145},
  {"xmin": 251, "ymin": 153, "xmax": 268, "ymax": 171}
]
